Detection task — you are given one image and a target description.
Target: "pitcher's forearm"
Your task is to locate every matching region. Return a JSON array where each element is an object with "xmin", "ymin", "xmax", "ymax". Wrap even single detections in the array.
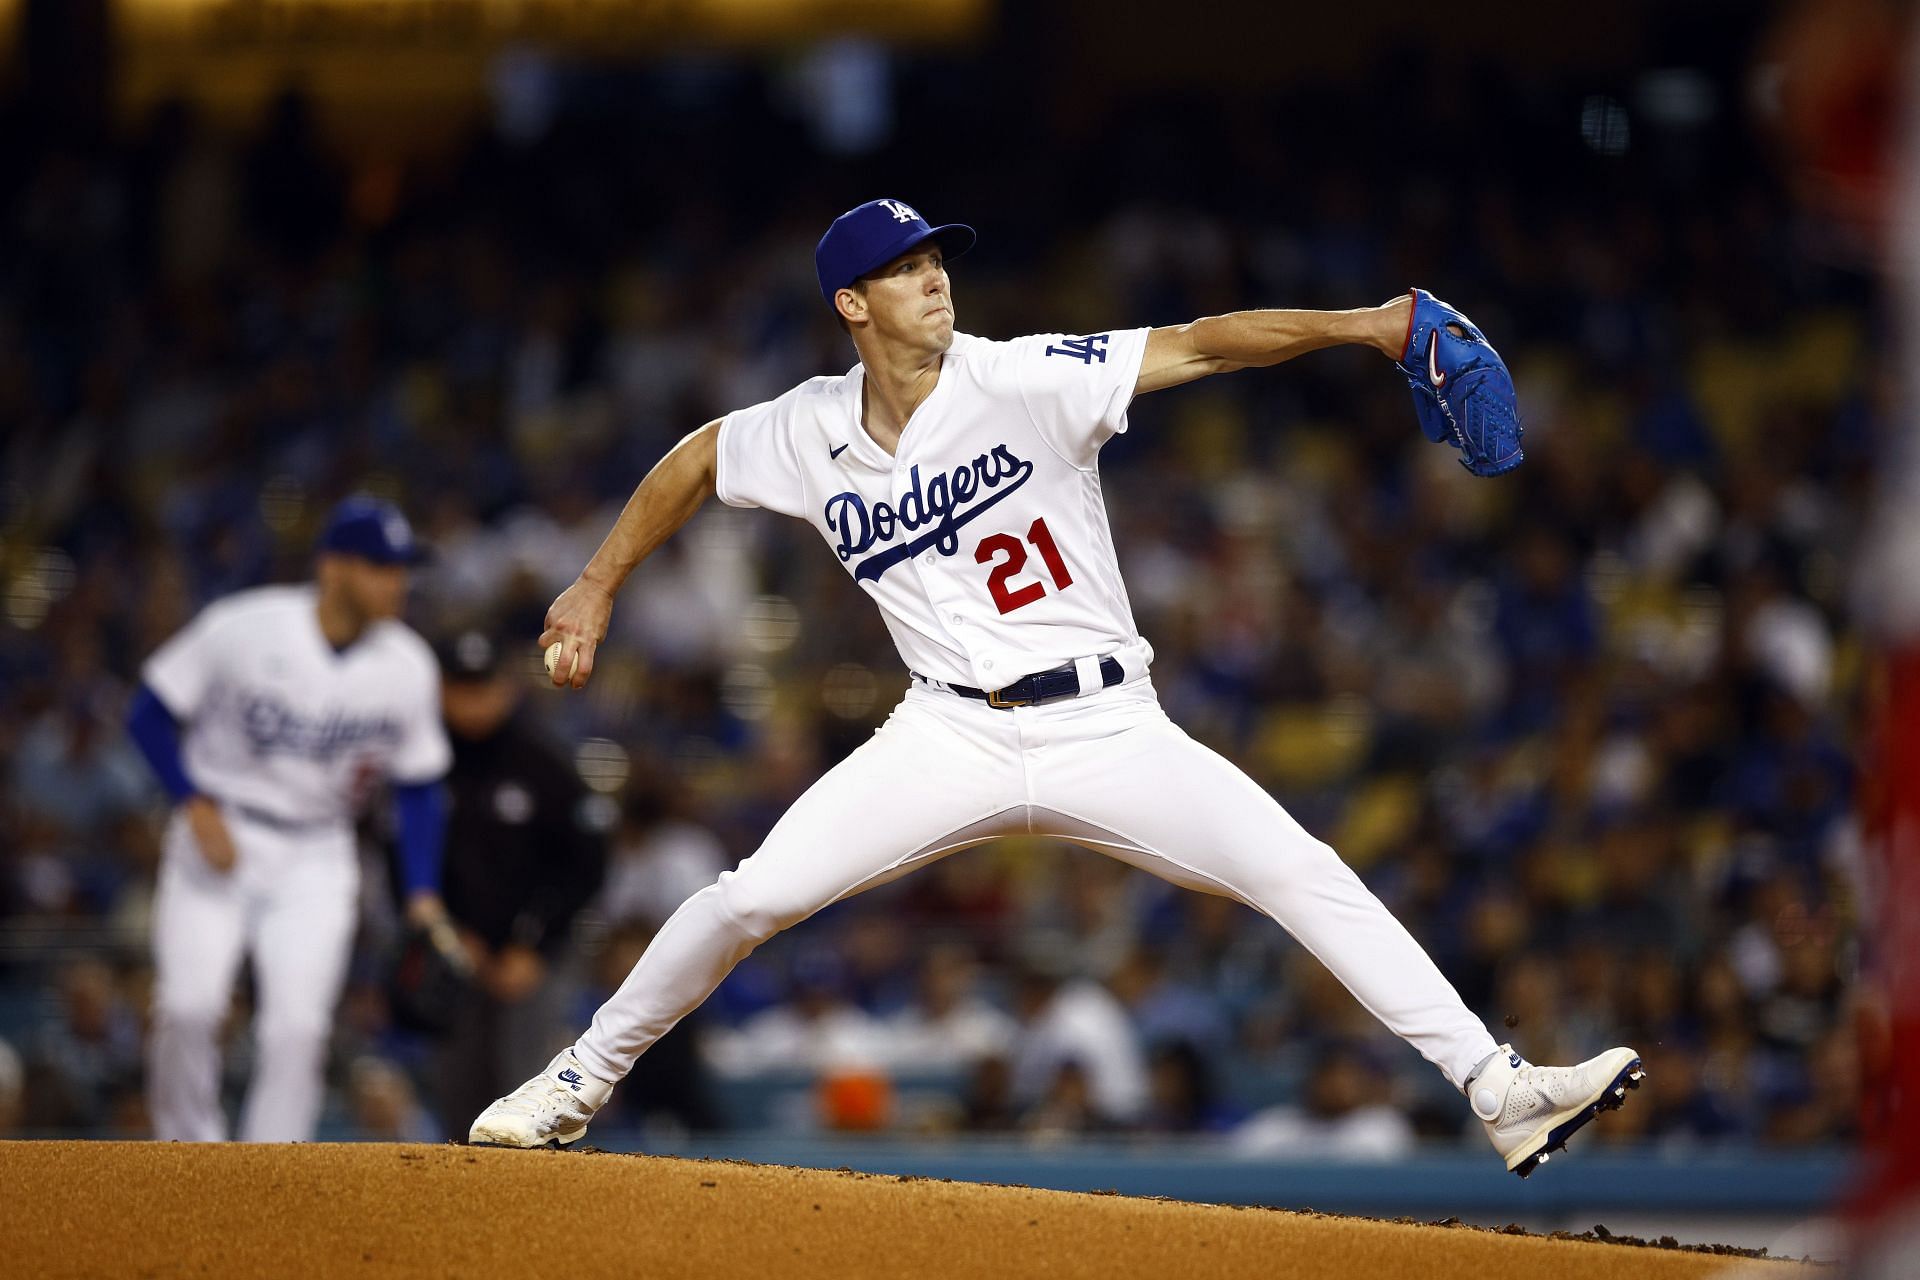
[
  {"xmin": 1137, "ymin": 295, "xmax": 1415, "ymax": 393},
  {"xmin": 579, "ymin": 420, "xmax": 720, "ymax": 595},
  {"xmin": 1188, "ymin": 299, "xmax": 1411, "ymax": 368}
]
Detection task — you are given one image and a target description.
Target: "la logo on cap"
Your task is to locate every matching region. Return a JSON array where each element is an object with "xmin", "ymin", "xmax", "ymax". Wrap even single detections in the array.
[{"xmin": 878, "ymin": 200, "xmax": 920, "ymax": 224}]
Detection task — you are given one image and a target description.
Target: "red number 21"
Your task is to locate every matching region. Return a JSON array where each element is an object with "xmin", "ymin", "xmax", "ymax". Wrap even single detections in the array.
[{"xmin": 975, "ymin": 518, "xmax": 1074, "ymax": 615}]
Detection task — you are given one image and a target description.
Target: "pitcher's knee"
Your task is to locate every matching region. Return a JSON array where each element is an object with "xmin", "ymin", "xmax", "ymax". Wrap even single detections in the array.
[
  {"xmin": 713, "ymin": 867, "xmax": 821, "ymax": 940},
  {"xmin": 1307, "ymin": 837, "xmax": 1354, "ymax": 872},
  {"xmin": 1245, "ymin": 838, "xmax": 1356, "ymax": 914}
]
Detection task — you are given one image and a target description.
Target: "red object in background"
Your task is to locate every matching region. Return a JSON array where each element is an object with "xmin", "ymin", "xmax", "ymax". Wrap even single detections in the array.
[
  {"xmin": 1767, "ymin": 0, "xmax": 1920, "ymax": 1241},
  {"xmin": 1855, "ymin": 648, "xmax": 1920, "ymax": 1222},
  {"xmin": 818, "ymin": 1069, "xmax": 895, "ymax": 1133},
  {"xmin": 1767, "ymin": 0, "xmax": 1906, "ymax": 254}
]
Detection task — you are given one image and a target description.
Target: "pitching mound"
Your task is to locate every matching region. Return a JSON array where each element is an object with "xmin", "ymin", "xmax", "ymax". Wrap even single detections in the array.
[{"xmin": 0, "ymin": 1141, "xmax": 1811, "ymax": 1278}]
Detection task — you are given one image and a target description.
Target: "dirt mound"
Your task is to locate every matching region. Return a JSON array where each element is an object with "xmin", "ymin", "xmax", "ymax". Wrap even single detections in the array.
[{"xmin": 0, "ymin": 1141, "xmax": 1812, "ymax": 1278}]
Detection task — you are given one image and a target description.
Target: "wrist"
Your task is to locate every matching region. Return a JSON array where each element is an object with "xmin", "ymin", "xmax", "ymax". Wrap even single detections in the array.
[
  {"xmin": 577, "ymin": 565, "xmax": 624, "ymax": 598},
  {"xmin": 1371, "ymin": 293, "xmax": 1414, "ymax": 358}
]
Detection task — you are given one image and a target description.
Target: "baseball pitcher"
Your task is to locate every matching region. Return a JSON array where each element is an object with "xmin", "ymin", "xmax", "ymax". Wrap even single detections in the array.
[{"xmin": 470, "ymin": 200, "xmax": 1634, "ymax": 1176}]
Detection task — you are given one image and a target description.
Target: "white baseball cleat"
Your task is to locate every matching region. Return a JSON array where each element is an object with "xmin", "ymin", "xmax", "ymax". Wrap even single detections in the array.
[
  {"xmin": 467, "ymin": 1048, "xmax": 613, "ymax": 1148},
  {"xmin": 1469, "ymin": 1043, "xmax": 1644, "ymax": 1178}
]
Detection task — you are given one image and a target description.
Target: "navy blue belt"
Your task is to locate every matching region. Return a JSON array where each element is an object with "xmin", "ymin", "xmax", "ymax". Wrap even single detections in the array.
[
  {"xmin": 917, "ymin": 656, "xmax": 1124, "ymax": 709},
  {"xmin": 230, "ymin": 803, "xmax": 340, "ymax": 834}
]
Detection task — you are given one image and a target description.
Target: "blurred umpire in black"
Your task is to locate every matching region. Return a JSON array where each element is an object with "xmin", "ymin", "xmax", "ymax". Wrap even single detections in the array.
[{"xmin": 426, "ymin": 629, "xmax": 607, "ymax": 1134}]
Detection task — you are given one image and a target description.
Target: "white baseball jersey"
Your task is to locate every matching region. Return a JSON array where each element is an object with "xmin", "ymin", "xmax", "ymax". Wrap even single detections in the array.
[
  {"xmin": 716, "ymin": 328, "xmax": 1152, "ymax": 690},
  {"xmin": 143, "ymin": 584, "xmax": 451, "ymax": 824}
]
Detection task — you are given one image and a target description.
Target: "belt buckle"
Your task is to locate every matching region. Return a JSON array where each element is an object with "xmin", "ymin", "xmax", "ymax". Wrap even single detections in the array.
[{"xmin": 986, "ymin": 686, "xmax": 1029, "ymax": 709}]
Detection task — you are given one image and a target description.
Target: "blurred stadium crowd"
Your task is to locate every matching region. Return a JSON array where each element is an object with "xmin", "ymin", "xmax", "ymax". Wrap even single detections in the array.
[{"xmin": 0, "ymin": 49, "xmax": 1870, "ymax": 1153}]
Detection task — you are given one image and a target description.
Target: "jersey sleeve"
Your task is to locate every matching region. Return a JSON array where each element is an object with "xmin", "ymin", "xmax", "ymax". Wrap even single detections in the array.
[
  {"xmin": 714, "ymin": 387, "xmax": 809, "ymax": 519},
  {"xmin": 141, "ymin": 598, "xmax": 235, "ymax": 719},
  {"xmin": 1011, "ymin": 327, "xmax": 1151, "ymax": 470},
  {"xmin": 390, "ymin": 641, "xmax": 452, "ymax": 785}
]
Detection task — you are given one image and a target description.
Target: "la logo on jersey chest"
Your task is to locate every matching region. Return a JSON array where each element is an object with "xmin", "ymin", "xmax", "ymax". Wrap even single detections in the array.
[{"xmin": 824, "ymin": 444, "xmax": 1035, "ymax": 583}]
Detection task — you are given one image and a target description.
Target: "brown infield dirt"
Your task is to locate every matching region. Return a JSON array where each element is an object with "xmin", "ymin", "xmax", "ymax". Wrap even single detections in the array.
[{"xmin": 0, "ymin": 1141, "xmax": 1817, "ymax": 1279}]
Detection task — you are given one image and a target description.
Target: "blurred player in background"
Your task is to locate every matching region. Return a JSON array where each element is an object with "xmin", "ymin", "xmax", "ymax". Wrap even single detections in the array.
[
  {"xmin": 429, "ymin": 628, "xmax": 605, "ymax": 1137},
  {"xmin": 471, "ymin": 199, "xmax": 1640, "ymax": 1176},
  {"xmin": 125, "ymin": 496, "xmax": 453, "ymax": 1141}
]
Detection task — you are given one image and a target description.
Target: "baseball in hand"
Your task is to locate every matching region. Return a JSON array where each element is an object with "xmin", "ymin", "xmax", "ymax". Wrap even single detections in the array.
[{"xmin": 544, "ymin": 641, "xmax": 579, "ymax": 682}]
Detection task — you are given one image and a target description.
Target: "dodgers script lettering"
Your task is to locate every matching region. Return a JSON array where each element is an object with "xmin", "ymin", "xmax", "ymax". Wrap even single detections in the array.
[{"xmin": 826, "ymin": 445, "xmax": 1035, "ymax": 583}]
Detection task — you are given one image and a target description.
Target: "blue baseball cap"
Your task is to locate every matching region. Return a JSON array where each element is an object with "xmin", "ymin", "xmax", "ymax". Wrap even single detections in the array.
[
  {"xmin": 815, "ymin": 198, "xmax": 976, "ymax": 311},
  {"xmin": 316, "ymin": 495, "xmax": 427, "ymax": 566}
]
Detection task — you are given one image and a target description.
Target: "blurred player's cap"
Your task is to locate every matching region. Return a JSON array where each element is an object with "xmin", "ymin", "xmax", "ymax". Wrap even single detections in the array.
[
  {"xmin": 815, "ymin": 198, "xmax": 975, "ymax": 310},
  {"xmin": 316, "ymin": 494, "xmax": 428, "ymax": 566},
  {"xmin": 435, "ymin": 629, "xmax": 502, "ymax": 682}
]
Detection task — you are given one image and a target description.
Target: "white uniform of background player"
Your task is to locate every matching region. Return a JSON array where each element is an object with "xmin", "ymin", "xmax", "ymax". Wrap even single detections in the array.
[
  {"xmin": 133, "ymin": 498, "xmax": 452, "ymax": 1141},
  {"xmin": 473, "ymin": 200, "xmax": 1641, "ymax": 1173}
]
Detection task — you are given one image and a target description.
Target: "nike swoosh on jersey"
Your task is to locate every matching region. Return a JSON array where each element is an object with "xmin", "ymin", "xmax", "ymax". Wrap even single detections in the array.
[{"xmin": 830, "ymin": 442, "xmax": 850, "ymax": 459}]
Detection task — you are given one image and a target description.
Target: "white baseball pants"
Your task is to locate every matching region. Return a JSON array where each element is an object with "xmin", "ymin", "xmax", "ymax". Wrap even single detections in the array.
[
  {"xmin": 147, "ymin": 808, "xmax": 358, "ymax": 1142},
  {"xmin": 574, "ymin": 675, "xmax": 1499, "ymax": 1092}
]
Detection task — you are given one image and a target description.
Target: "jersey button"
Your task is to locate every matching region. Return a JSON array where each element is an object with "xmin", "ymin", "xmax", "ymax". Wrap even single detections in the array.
[
  {"xmin": 951, "ymin": 614, "xmax": 963, "ymax": 626},
  {"xmin": 983, "ymin": 659, "xmax": 996, "ymax": 670},
  {"xmin": 923, "ymin": 554, "xmax": 935, "ymax": 565}
]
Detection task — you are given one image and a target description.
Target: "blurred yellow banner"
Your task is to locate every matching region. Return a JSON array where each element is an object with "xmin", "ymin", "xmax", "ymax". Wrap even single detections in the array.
[
  {"xmin": 113, "ymin": 0, "xmax": 987, "ymax": 142},
  {"xmin": 117, "ymin": 0, "xmax": 985, "ymax": 43}
]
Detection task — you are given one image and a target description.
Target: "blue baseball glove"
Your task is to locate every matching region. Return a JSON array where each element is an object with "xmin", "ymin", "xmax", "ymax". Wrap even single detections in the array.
[{"xmin": 1394, "ymin": 288, "xmax": 1524, "ymax": 477}]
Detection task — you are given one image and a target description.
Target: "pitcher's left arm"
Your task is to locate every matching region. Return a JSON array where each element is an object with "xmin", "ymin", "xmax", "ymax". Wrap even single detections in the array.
[{"xmin": 1134, "ymin": 295, "xmax": 1413, "ymax": 394}]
